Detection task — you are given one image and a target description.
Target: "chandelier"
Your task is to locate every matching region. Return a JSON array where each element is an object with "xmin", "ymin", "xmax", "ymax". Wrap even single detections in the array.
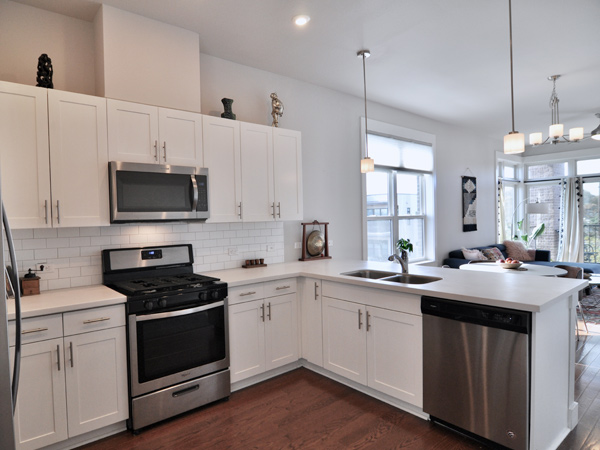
[{"xmin": 529, "ymin": 75, "xmax": 599, "ymax": 146}]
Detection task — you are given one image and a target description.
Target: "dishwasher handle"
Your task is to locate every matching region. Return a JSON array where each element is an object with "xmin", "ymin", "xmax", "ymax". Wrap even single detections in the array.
[{"xmin": 421, "ymin": 296, "xmax": 530, "ymax": 334}]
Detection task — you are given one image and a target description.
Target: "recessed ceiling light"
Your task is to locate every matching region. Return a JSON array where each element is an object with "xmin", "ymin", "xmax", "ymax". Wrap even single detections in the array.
[{"xmin": 293, "ymin": 15, "xmax": 310, "ymax": 26}]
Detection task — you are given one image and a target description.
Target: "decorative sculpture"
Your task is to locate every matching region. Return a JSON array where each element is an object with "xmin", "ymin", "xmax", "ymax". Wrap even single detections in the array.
[
  {"xmin": 36, "ymin": 54, "xmax": 54, "ymax": 89},
  {"xmin": 220, "ymin": 98, "xmax": 236, "ymax": 120},
  {"xmin": 270, "ymin": 92, "xmax": 284, "ymax": 127}
]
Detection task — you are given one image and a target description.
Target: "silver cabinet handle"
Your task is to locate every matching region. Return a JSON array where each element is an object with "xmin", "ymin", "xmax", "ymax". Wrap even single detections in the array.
[
  {"xmin": 267, "ymin": 302, "xmax": 271, "ymax": 321},
  {"xmin": 22, "ymin": 327, "xmax": 48, "ymax": 335},
  {"xmin": 56, "ymin": 200, "xmax": 60, "ymax": 224},
  {"xmin": 83, "ymin": 317, "xmax": 110, "ymax": 324},
  {"xmin": 239, "ymin": 202, "xmax": 242, "ymax": 219},
  {"xmin": 366, "ymin": 311, "xmax": 371, "ymax": 331},
  {"xmin": 69, "ymin": 341, "xmax": 74, "ymax": 368},
  {"xmin": 162, "ymin": 141, "xmax": 167, "ymax": 161},
  {"xmin": 271, "ymin": 202, "xmax": 276, "ymax": 219},
  {"xmin": 260, "ymin": 304, "xmax": 265, "ymax": 322},
  {"xmin": 153, "ymin": 140, "xmax": 158, "ymax": 161},
  {"xmin": 314, "ymin": 282, "xmax": 319, "ymax": 300},
  {"xmin": 239, "ymin": 291, "xmax": 256, "ymax": 297},
  {"xmin": 44, "ymin": 200, "xmax": 48, "ymax": 224},
  {"xmin": 57, "ymin": 344, "xmax": 61, "ymax": 371},
  {"xmin": 358, "ymin": 309, "xmax": 363, "ymax": 330},
  {"xmin": 275, "ymin": 286, "xmax": 290, "ymax": 291},
  {"xmin": 277, "ymin": 202, "xmax": 281, "ymax": 218}
]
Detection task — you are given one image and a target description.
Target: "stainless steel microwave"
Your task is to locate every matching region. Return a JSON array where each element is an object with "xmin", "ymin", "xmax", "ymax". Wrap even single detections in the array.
[{"xmin": 109, "ymin": 161, "xmax": 209, "ymax": 223}]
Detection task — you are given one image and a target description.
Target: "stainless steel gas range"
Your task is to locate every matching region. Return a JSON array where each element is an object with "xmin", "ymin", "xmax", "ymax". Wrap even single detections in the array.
[{"xmin": 102, "ymin": 244, "xmax": 230, "ymax": 432}]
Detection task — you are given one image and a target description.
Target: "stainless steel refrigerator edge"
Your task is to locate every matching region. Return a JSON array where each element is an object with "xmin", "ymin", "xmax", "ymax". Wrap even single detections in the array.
[{"xmin": 0, "ymin": 181, "xmax": 16, "ymax": 449}]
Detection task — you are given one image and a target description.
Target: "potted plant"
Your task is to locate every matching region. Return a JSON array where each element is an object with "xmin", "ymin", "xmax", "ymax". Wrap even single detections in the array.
[{"xmin": 514, "ymin": 220, "xmax": 545, "ymax": 249}]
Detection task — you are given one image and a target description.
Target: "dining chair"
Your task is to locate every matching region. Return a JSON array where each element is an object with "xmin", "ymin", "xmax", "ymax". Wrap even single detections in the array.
[{"xmin": 556, "ymin": 265, "xmax": 588, "ymax": 333}]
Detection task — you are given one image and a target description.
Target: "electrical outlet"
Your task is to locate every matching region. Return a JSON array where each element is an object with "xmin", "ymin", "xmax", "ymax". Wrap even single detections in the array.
[
  {"xmin": 329, "ymin": 240, "xmax": 334, "ymax": 247},
  {"xmin": 267, "ymin": 244, "xmax": 275, "ymax": 252},
  {"xmin": 227, "ymin": 247, "xmax": 238, "ymax": 256},
  {"xmin": 294, "ymin": 242, "xmax": 302, "ymax": 249}
]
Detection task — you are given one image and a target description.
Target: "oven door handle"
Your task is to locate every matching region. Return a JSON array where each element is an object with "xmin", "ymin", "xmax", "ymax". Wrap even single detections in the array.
[{"xmin": 135, "ymin": 301, "xmax": 224, "ymax": 322}]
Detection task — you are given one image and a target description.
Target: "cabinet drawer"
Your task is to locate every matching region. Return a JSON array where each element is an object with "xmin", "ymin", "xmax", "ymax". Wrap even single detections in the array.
[
  {"xmin": 63, "ymin": 304, "xmax": 126, "ymax": 336},
  {"xmin": 228, "ymin": 284, "xmax": 265, "ymax": 305},
  {"xmin": 264, "ymin": 278, "xmax": 297, "ymax": 297},
  {"xmin": 8, "ymin": 314, "xmax": 63, "ymax": 346}
]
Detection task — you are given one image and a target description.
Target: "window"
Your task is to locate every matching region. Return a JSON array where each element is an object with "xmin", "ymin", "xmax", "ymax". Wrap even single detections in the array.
[
  {"xmin": 577, "ymin": 158, "xmax": 600, "ymax": 176},
  {"xmin": 526, "ymin": 162, "xmax": 567, "ymax": 180},
  {"xmin": 362, "ymin": 120, "xmax": 435, "ymax": 263},
  {"xmin": 526, "ymin": 183, "xmax": 561, "ymax": 259}
]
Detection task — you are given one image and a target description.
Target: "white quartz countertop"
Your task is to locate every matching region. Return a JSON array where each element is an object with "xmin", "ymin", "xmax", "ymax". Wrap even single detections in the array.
[
  {"xmin": 206, "ymin": 259, "xmax": 588, "ymax": 312},
  {"xmin": 6, "ymin": 285, "xmax": 126, "ymax": 320}
]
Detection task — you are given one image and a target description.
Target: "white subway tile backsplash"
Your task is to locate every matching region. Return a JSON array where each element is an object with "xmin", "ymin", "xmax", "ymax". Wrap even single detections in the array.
[{"xmin": 12, "ymin": 221, "xmax": 287, "ymax": 292}]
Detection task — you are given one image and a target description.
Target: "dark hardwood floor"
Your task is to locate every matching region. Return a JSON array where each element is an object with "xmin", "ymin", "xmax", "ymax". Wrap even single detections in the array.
[{"xmin": 80, "ymin": 324, "xmax": 600, "ymax": 450}]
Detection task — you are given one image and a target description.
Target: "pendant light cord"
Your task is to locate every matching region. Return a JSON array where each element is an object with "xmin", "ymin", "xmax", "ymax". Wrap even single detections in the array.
[
  {"xmin": 361, "ymin": 52, "xmax": 369, "ymax": 158},
  {"xmin": 508, "ymin": 0, "xmax": 516, "ymax": 133}
]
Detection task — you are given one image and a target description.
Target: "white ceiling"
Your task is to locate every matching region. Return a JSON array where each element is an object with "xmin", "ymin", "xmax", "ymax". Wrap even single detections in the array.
[{"xmin": 13, "ymin": 0, "xmax": 600, "ymax": 145}]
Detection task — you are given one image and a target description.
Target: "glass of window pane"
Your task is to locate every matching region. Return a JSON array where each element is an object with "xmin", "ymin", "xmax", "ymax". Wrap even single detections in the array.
[
  {"xmin": 397, "ymin": 218, "xmax": 424, "ymax": 259},
  {"xmin": 526, "ymin": 184, "xmax": 561, "ymax": 260},
  {"xmin": 396, "ymin": 173, "xmax": 421, "ymax": 215},
  {"xmin": 366, "ymin": 171, "xmax": 390, "ymax": 217},
  {"xmin": 526, "ymin": 163, "xmax": 567, "ymax": 180},
  {"xmin": 367, "ymin": 220, "xmax": 392, "ymax": 261},
  {"xmin": 583, "ymin": 181, "xmax": 599, "ymax": 263},
  {"xmin": 577, "ymin": 159, "xmax": 600, "ymax": 176}
]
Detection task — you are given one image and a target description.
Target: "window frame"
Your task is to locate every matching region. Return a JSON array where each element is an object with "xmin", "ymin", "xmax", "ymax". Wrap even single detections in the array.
[{"xmin": 361, "ymin": 118, "xmax": 435, "ymax": 262}]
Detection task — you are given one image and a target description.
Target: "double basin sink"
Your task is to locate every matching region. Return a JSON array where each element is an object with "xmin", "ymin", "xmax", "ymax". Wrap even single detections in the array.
[{"xmin": 340, "ymin": 270, "xmax": 442, "ymax": 285}]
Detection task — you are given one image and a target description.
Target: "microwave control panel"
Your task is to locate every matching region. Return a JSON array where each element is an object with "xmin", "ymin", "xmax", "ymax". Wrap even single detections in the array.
[{"xmin": 196, "ymin": 174, "xmax": 208, "ymax": 212}]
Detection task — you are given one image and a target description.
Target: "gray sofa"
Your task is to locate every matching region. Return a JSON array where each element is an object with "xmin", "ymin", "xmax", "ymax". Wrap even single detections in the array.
[{"xmin": 442, "ymin": 244, "xmax": 600, "ymax": 274}]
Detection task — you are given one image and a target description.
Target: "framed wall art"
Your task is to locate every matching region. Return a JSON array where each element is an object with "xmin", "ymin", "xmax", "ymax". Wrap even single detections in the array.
[{"xmin": 462, "ymin": 175, "xmax": 477, "ymax": 232}]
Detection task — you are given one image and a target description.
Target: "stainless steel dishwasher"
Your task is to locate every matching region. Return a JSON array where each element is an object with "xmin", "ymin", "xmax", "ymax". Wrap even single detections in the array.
[{"xmin": 421, "ymin": 296, "xmax": 531, "ymax": 450}]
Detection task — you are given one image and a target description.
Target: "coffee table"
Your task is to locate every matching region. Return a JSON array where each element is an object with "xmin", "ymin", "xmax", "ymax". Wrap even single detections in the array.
[{"xmin": 459, "ymin": 262, "xmax": 567, "ymax": 277}]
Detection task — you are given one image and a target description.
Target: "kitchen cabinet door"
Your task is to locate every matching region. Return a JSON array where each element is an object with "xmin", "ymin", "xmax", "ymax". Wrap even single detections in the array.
[
  {"xmin": 301, "ymin": 278, "xmax": 323, "ymax": 366},
  {"xmin": 11, "ymin": 338, "xmax": 68, "ymax": 450},
  {"xmin": 273, "ymin": 128, "xmax": 302, "ymax": 221},
  {"xmin": 265, "ymin": 293, "xmax": 298, "ymax": 371},
  {"xmin": 366, "ymin": 306, "xmax": 423, "ymax": 406},
  {"xmin": 107, "ymin": 99, "xmax": 159, "ymax": 164},
  {"xmin": 48, "ymin": 90, "xmax": 110, "ymax": 227},
  {"xmin": 157, "ymin": 107, "xmax": 203, "ymax": 166},
  {"xmin": 229, "ymin": 299, "xmax": 266, "ymax": 383},
  {"xmin": 322, "ymin": 297, "xmax": 367, "ymax": 384},
  {"xmin": 64, "ymin": 326, "xmax": 128, "ymax": 437},
  {"xmin": 0, "ymin": 81, "xmax": 51, "ymax": 229},
  {"xmin": 240, "ymin": 122, "xmax": 274, "ymax": 222},
  {"xmin": 202, "ymin": 115, "xmax": 242, "ymax": 223}
]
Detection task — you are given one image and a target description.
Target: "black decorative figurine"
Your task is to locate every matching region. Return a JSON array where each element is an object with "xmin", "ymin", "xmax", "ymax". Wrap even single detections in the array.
[
  {"xmin": 220, "ymin": 98, "xmax": 236, "ymax": 120},
  {"xmin": 36, "ymin": 54, "xmax": 54, "ymax": 88}
]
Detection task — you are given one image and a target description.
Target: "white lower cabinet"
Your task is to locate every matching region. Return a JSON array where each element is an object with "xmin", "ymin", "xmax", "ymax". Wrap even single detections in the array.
[
  {"xmin": 229, "ymin": 280, "xmax": 298, "ymax": 383},
  {"xmin": 300, "ymin": 278, "xmax": 323, "ymax": 367},
  {"xmin": 322, "ymin": 293, "xmax": 423, "ymax": 407},
  {"xmin": 10, "ymin": 305, "xmax": 128, "ymax": 450}
]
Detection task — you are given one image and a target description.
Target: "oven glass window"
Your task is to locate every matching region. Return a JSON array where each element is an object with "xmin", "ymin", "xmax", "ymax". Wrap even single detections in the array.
[
  {"xmin": 136, "ymin": 306, "xmax": 226, "ymax": 383},
  {"xmin": 117, "ymin": 171, "xmax": 194, "ymax": 212}
]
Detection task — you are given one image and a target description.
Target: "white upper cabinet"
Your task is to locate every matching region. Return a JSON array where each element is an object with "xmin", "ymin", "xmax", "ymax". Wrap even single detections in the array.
[
  {"xmin": 107, "ymin": 99, "xmax": 202, "ymax": 166},
  {"xmin": 0, "ymin": 82, "xmax": 109, "ymax": 229},
  {"xmin": 240, "ymin": 122, "xmax": 275, "ymax": 222},
  {"xmin": 107, "ymin": 99, "xmax": 159, "ymax": 164},
  {"xmin": 202, "ymin": 115, "xmax": 242, "ymax": 223},
  {"xmin": 273, "ymin": 128, "xmax": 303, "ymax": 221},
  {"xmin": 0, "ymin": 81, "xmax": 51, "ymax": 229},
  {"xmin": 157, "ymin": 108, "xmax": 203, "ymax": 166},
  {"xmin": 48, "ymin": 90, "xmax": 109, "ymax": 227}
]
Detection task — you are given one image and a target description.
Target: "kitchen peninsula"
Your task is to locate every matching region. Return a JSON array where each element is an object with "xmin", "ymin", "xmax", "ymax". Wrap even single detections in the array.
[{"xmin": 7, "ymin": 260, "xmax": 585, "ymax": 450}]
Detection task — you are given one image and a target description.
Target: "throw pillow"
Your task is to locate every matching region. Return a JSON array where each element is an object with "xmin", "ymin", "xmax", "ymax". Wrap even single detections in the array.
[
  {"xmin": 482, "ymin": 247, "xmax": 504, "ymax": 261},
  {"xmin": 461, "ymin": 247, "xmax": 486, "ymax": 261},
  {"xmin": 503, "ymin": 240, "xmax": 533, "ymax": 261}
]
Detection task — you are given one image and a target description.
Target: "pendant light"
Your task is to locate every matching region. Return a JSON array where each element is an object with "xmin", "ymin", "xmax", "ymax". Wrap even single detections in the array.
[
  {"xmin": 358, "ymin": 49, "xmax": 374, "ymax": 173},
  {"xmin": 503, "ymin": 0, "xmax": 525, "ymax": 154},
  {"xmin": 590, "ymin": 113, "xmax": 600, "ymax": 141}
]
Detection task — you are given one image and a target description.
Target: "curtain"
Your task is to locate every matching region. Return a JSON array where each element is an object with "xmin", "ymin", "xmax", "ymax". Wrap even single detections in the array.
[
  {"xmin": 498, "ymin": 180, "xmax": 507, "ymax": 242},
  {"xmin": 557, "ymin": 177, "xmax": 584, "ymax": 262}
]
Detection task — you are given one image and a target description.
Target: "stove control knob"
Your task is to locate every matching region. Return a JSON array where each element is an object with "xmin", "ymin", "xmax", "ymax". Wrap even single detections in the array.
[
  {"xmin": 158, "ymin": 299, "xmax": 167, "ymax": 308},
  {"xmin": 144, "ymin": 301, "xmax": 154, "ymax": 311},
  {"xmin": 211, "ymin": 290, "xmax": 221, "ymax": 300},
  {"xmin": 199, "ymin": 291, "xmax": 209, "ymax": 302}
]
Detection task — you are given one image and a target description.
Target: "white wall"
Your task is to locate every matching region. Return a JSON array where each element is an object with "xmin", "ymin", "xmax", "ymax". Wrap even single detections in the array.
[
  {"xmin": 200, "ymin": 54, "xmax": 499, "ymax": 263},
  {"xmin": 0, "ymin": 0, "xmax": 96, "ymax": 94},
  {"xmin": 0, "ymin": 1, "xmax": 501, "ymax": 282}
]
